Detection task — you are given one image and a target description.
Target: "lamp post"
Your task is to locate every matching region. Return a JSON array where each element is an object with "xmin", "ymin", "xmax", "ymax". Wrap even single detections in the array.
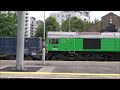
[
  {"xmin": 60, "ymin": 24, "xmax": 62, "ymax": 32},
  {"xmin": 68, "ymin": 14, "xmax": 71, "ymax": 32},
  {"xmin": 42, "ymin": 11, "xmax": 46, "ymax": 64}
]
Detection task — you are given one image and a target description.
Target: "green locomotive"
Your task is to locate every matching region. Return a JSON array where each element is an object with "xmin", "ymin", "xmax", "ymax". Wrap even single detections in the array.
[{"xmin": 46, "ymin": 32, "xmax": 120, "ymax": 61}]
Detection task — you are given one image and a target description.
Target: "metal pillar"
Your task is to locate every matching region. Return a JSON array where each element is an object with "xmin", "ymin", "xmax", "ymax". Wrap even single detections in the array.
[
  {"xmin": 42, "ymin": 11, "xmax": 46, "ymax": 64},
  {"xmin": 16, "ymin": 11, "xmax": 25, "ymax": 70}
]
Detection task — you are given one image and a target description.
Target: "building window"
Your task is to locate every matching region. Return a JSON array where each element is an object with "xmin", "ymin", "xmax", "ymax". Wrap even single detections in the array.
[
  {"xmin": 66, "ymin": 14, "xmax": 71, "ymax": 19},
  {"xmin": 85, "ymin": 12, "xmax": 89, "ymax": 17},
  {"xmin": 80, "ymin": 12, "xmax": 82, "ymax": 15},
  {"xmin": 62, "ymin": 19, "xmax": 64, "ymax": 23},
  {"xmin": 66, "ymin": 15, "xmax": 69, "ymax": 18},
  {"xmin": 26, "ymin": 12, "xmax": 28, "ymax": 15},
  {"xmin": 57, "ymin": 15, "xmax": 59, "ymax": 17},
  {"xmin": 31, "ymin": 27, "xmax": 33, "ymax": 29},
  {"xmin": 26, "ymin": 17, "xmax": 28, "ymax": 19},
  {"xmin": 62, "ymin": 15, "xmax": 64, "ymax": 18},
  {"xmin": 25, "ymin": 27, "xmax": 28, "ymax": 29},
  {"xmin": 25, "ymin": 24, "xmax": 28, "ymax": 26}
]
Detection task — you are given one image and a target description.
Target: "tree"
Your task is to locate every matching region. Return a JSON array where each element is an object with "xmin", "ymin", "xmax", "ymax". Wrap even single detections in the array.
[
  {"xmin": 35, "ymin": 16, "xmax": 60, "ymax": 37},
  {"xmin": 61, "ymin": 17, "xmax": 92, "ymax": 32},
  {"xmin": 0, "ymin": 13, "xmax": 17, "ymax": 37},
  {"xmin": 82, "ymin": 20, "xmax": 92, "ymax": 30},
  {"xmin": 35, "ymin": 23, "xmax": 44, "ymax": 37},
  {"xmin": 92, "ymin": 18, "xmax": 99, "ymax": 24},
  {"xmin": 45, "ymin": 16, "xmax": 60, "ymax": 31}
]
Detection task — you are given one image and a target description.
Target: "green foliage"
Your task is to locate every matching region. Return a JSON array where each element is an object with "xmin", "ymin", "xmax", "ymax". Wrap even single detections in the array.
[
  {"xmin": 45, "ymin": 16, "xmax": 60, "ymax": 31},
  {"xmin": 61, "ymin": 17, "xmax": 92, "ymax": 32},
  {"xmin": 0, "ymin": 13, "xmax": 17, "ymax": 37},
  {"xmin": 35, "ymin": 16, "xmax": 60, "ymax": 37},
  {"xmin": 82, "ymin": 20, "xmax": 92, "ymax": 31},
  {"xmin": 35, "ymin": 16, "xmax": 92, "ymax": 37},
  {"xmin": 91, "ymin": 18, "xmax": 99, "ymax": 24},
  {"xmin": 94, "ymin": 18, "xmax": 99, "ymax": 23},
  {"xmin": 35, "ymin": 23, "xmax": 44, "ymax": 37},
  {"xmin": 25, "ymin": 31, "xmax": 29, "ymax": 37}
]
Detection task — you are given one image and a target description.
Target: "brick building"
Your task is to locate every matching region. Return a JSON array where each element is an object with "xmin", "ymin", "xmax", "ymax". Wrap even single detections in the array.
[{"xmin": 85, "ymin": 12, "xmax": 120, "ymax": 32}]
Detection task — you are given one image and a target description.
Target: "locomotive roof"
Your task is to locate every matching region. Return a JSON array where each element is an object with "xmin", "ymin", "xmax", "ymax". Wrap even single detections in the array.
[
  {"xmin": 47, "ymin": 32, "xmax": 120, "ymax": 38},
  {"xmin": 0, "ymin": 37, "xmax": 42, "ymax": 38}
]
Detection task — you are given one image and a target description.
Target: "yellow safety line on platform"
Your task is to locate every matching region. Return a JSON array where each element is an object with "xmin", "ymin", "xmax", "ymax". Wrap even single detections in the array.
[{"xmin": 0, "ymin": 72, "xmax": 120, "ymax": 76}]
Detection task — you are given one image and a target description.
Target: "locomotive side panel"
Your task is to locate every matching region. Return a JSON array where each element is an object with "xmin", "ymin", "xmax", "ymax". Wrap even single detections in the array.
[{"xmin": 101, "ymin": 38, "xmax": 115, "ymax": 52}]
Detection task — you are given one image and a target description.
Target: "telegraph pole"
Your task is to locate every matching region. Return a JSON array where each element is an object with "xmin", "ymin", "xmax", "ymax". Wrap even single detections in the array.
[
  {"xmin": 68, "ymin": 14, "xmax": 71, "ymax": 32},
  {"xmin": 16, "ymin": 11, "xmax": 25, "ymax": 70},
  {"xmin": 118, "ymin": 11, "xmax": 120, "ymax": 32},
  {"xmin": 42, "ymin": 11, "xmax": 46, "ymax": 64}
]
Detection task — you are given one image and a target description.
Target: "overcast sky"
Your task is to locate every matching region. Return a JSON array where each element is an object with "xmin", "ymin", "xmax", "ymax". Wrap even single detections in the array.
[{"xmin": 29, "ymin": 11, "xmax": 120, "ymax": 22}]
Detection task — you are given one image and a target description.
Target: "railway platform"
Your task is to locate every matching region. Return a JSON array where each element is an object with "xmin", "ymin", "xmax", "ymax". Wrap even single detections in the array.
[{"xmin": 0, "ymin": 60, "xmax": 120, "ymax": 79}]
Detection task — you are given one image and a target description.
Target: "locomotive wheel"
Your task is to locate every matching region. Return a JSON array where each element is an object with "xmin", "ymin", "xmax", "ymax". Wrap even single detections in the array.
[
  {"xmin": 51, "ymin": 55, "xmax": 58, "ymax": 60},
  {"xmin": 51, "ymin": 54, "xmax": 65, "ymax": 60},
  {"xmin": 57, "ymin": 54, "xmax": 65, "ymax": 61}
]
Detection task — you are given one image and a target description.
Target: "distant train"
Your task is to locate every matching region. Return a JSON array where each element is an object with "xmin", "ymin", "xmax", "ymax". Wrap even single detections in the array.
[
  {"xmin": 46, "ymin": 32, "xmax": 120, "ymax": 61},
  {"xmin": 0, "ymin": 37, "xmax": 42, "ymax": 60}
]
